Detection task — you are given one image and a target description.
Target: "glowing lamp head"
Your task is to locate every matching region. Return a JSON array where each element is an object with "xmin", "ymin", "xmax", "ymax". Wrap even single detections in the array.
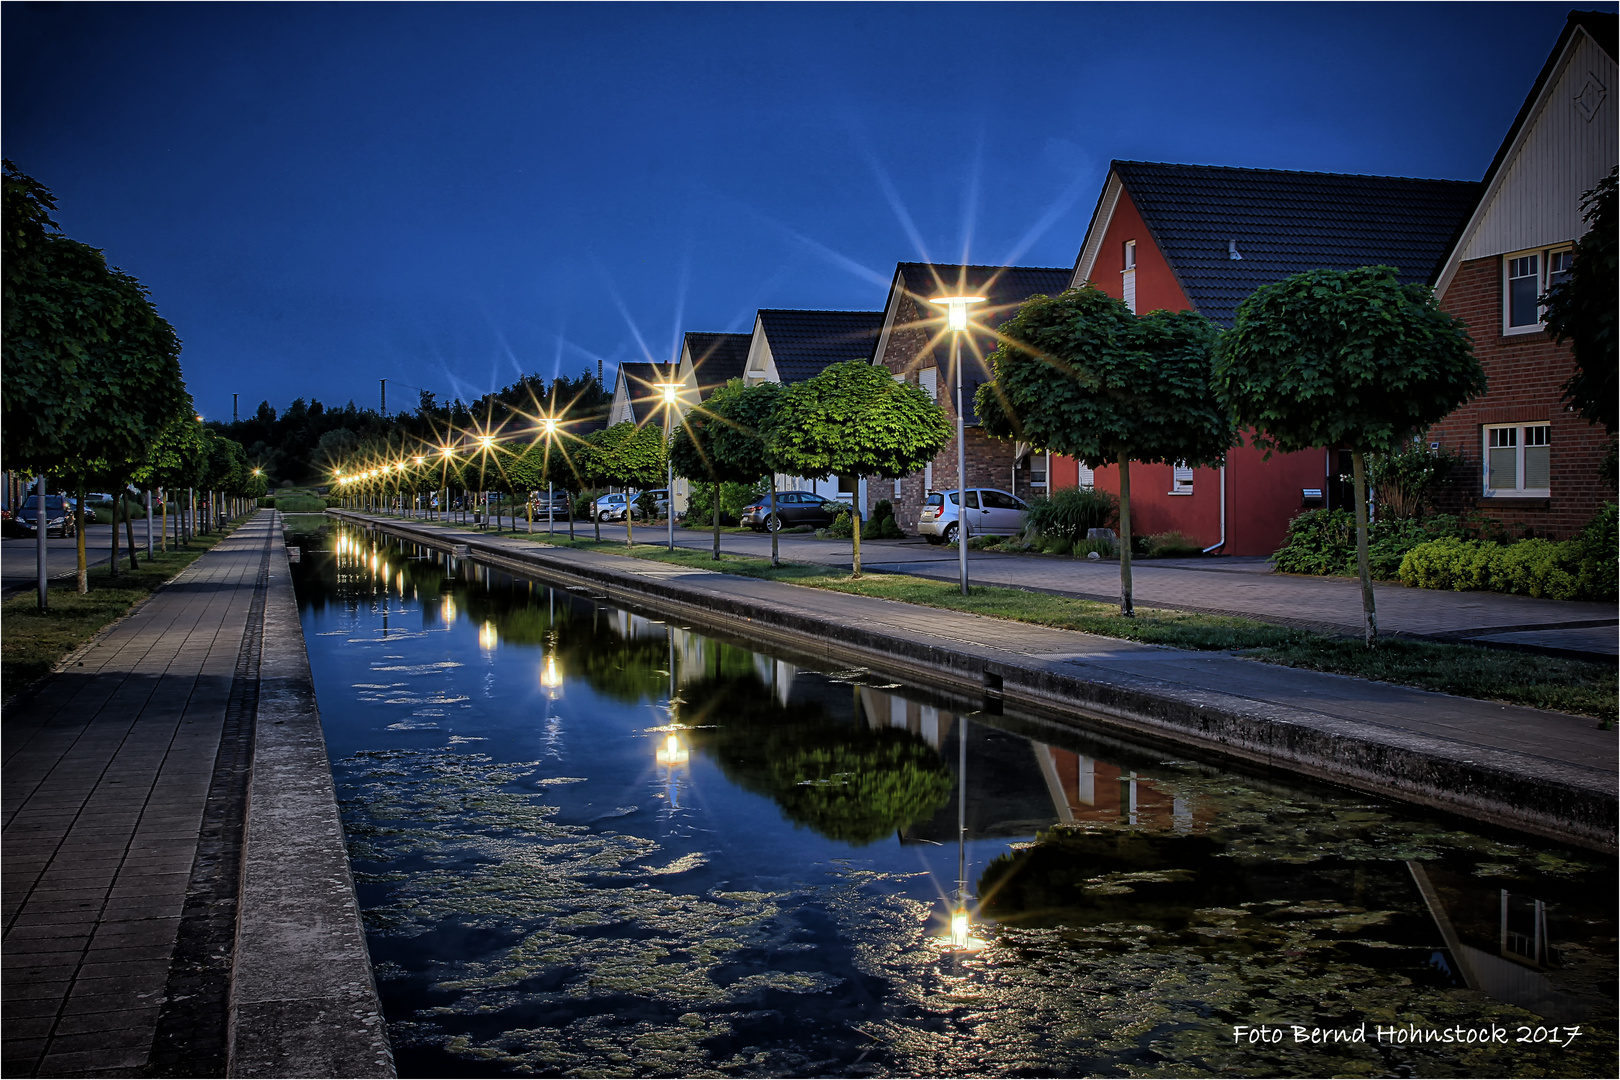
[
  {"xmin": 479, "ymin": 435, "xmax": 495, "ymax": 451},
  {"xmin": 659, "ymin": 383, "xmax": 680, "ymax": 405},
  {"xmin": 440, "ymin": 445, "xmax": 453, "ymax": 458},
  {"xmin": 541, "ymin": 418, "xmax": 558, "ymax": 437},
  {"xmin": 253, "ymin": 468, "xmax": 263, "ymax": 477},
  {"xmin": 930, "ymin": 295, "xmax": 986, "ymax": 333},
  {"xmin": 413, "ymin": 455, "xmax": 424, "ymax": 466}
]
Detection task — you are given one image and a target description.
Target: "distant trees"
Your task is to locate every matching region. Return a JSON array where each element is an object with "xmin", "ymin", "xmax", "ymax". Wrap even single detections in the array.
[
  {"xmin": 768, "ymin": 361, "xmax": 948, "ymax": 576},
  {"xmin": 979, "ymin": 287, "xmax": 1231, "ymax": 615},
  {"xmin": 1215, "ymin": 266, "xmax": 1482, "ymax": 646}
]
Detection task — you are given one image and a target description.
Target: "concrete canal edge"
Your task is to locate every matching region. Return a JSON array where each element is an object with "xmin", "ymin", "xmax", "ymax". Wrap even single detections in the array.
[
  {"xmin": 228, "ymin": 519, "xmax": 395, "ymax": 1077},
  {"xmin": 337, "ymin": 512, "xmax": 1616, "ymax": 856}
]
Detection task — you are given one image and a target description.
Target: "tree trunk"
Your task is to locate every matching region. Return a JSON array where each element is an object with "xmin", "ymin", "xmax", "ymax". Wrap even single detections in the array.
[
  {"xmin": 76, "ymin": 481, "xmax": 89, "ymax": 593},
  {"xmin": 712, "ymin": 481, "xmax": 721, "ymax": 561},
  {"xmin": 851, "ymin": 496, "xmax": 863, "ymax": 578},
  {"xmin": 161, "ymin": 489, "xmax": 168, "ymax": 553},
  {"xmin": 769, "ymin": 485, "xmax": 779, "ymax": 567},
  {"xmin": 625, "ymin": 492, "xmax": 633, "ymax": 546},
  {"xmin": 593, "ymin": 496, "xmax": 601, "ymax": 542},
  {"xmin": 36, "ymin": 474, "xmax": 48, "ymax": 612},
  {"xmin": 1117, "ymin": 454, "xmax": 1133, "ymax": 617},
  {"xmin": 124, "ymin": 489, "xmax": 139, "ymax": 570},
  {"xmin": 1351, "ymin": 450, "xmax": 1379, "ymax": 647},
  {"xmin": 109, "ymin": 487, "xmax": 120, "ymax": 579},
  {"xmin": 145, "ymin": 490, "xmax": 154, "ymax": 558}
]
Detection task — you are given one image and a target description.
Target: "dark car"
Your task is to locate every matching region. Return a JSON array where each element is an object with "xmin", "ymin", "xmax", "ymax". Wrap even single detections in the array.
[
  {"xmin": 16, "ymin": 495, "xmax": 76, "ymax": 537},
  {"xmin": 739, "ymin": 491, "xmax": 844, "ymax": 532},
  {"xmin": 528, "ymin": 490, "xmax": 572, "ymax": 520}
]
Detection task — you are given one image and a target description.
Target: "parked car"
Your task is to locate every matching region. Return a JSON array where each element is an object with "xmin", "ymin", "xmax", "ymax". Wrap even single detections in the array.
[
  {"xmin": 593, "ymin": 493, "xmax": 642, "ymax": 522},
  {"xmin": 15, "ymin": 495, "xmax": 77, "ymax": 538},
  {"xmin": 739, "ymin": 491, "xmax": 844, "ymax": 532},
  {"xmin": 918, "ymin": 488, "xmax": 1029, "ymax": 545},
  {"xmin": 529, "ymin": 490, "xmax": 572, "ymax": 519}
]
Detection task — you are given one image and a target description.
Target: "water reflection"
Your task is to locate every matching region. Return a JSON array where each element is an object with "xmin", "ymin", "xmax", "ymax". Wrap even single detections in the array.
[{"xmin": 292, "ymin": 524, "xmax": 1616, "ymax": 1078}]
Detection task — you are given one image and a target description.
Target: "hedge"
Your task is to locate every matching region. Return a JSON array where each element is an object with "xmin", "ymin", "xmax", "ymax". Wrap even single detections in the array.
[{"xmin": 1398, "ymin": 504, "xmax": 1616, "ymax": 601}]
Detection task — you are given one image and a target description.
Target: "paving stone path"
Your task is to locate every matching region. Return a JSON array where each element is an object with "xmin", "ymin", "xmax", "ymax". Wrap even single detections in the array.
[{"xmin": 2, "ymin": 515, "xmax": 273, "ymax": 1078}]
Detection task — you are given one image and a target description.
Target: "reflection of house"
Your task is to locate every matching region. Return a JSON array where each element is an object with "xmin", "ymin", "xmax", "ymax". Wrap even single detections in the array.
[
  {"xmin": 1427, "ymin": 12, "xmax": 1617, "ymax": 538},
  {"xmin": 857, "ymin": 687, "xmax": 1213, "ymax": 840},
  {"xmin": 1066, "ymin": 161, "xmax": 1478, "ymax": 555},
  {"xmin": 742, "ymin": 308, "xmax": 885, "ymax": 504},
  {"xmin": 870, "ymin": 263, "xmax": 1071, "ymax": 530}
]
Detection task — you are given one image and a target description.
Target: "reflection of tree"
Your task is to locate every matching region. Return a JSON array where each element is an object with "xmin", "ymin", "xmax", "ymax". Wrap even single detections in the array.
[{"xmin": 685, "ymin": 674, "xmax": 953, "ymax": 846}]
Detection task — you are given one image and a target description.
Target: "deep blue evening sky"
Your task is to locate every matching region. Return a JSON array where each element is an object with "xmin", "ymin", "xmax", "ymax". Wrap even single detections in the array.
[{"xmin": 4, "ymin": 2, "xmax": 1607, "ymax": 420}]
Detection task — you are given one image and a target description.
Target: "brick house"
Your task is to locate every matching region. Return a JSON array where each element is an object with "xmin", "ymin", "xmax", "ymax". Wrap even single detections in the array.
[
  {"xmin": 869, "ymin": 263, "xmax": 1071, "ymax": 531},
  {"xmin": 1426, "ymin": 10, "xmax": 1617, "ymax": 539},
  {"xmin": 1067, "ymin": 161, "xmax": 1478, "ymax": 554}
]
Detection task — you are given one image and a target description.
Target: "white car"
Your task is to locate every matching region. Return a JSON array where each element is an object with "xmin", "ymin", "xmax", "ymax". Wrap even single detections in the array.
[
  {"xmin": 593, "ymin": 493, "xmax": 640, "ymax": 522},
  {"xmin": 917, "ymin": 488, "xmax": 1029, "ymax": 545}
]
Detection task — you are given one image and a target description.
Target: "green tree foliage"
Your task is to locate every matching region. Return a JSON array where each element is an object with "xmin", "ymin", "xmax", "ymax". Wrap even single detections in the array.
[
  {"xmin": 1543, "ymin": 167, "xmax": 1617, "ymax": 434},
  {"xmin": 978, "ymin": 287, "xmax": 1231, "ymax": 614},
  {"xmin": 587, "ymin": 421, "xmax": 666, "ymax": 545},
  {"xmin": 670, "ymin": 379, "xmax": 780, "ymax": 560},
  {"xmin": 1215, "ymin": 266, "xmax": 1483, "ymax": 645},
  {"xmin": 2, "ymin": 161, "xmax": 188, "ymax": 480},
  {"xmin": 768, "ymin": 361, "xmax": 948, "ymax": 575},
  {"xmin": 714, "ymin": 381, "xmax": 786, "ymax": 565}
]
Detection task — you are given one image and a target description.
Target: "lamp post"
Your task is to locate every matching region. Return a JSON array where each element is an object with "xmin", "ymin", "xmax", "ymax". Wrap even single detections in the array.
[
  {"xmin": 541, "ymin": 418, "xmax": 559, "ymax": 536},
  {"xmin": 655, "ymin": 381, "xmax": 683, "ymax": 552},
  {"xmin": 439, "ymin": 445, "xmax": 453, "ymax": 522},
  {"xmin": 929, "ymin": 295, "xmax": 986, "ymax": 596}
]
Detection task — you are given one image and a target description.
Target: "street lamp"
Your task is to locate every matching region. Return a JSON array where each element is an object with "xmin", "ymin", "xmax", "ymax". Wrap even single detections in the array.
[
  {"xmin": 929, "ymin": 295, "xmax": 986, "ymax": 596},
  {"xmin": 655, "ymin": 381, "xmax": 684, "ymax": 552},
  {"xmin": 540, "ymin": 417, "xmax": 560, "ymax": 537}
]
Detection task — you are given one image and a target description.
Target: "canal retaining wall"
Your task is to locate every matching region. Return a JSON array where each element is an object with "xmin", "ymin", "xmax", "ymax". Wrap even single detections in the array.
[
  {"xmin": 332, "ymin": 512, "xmax": 1616, "ymax": 855},
  {"xmin": 230, "ymin": 517, "xmax": 394, "ymax": 1077}
]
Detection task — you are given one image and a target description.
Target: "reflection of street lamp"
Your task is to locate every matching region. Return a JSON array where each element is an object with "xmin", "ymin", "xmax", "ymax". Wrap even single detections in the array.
[
  {"xmin": 929, "ymin": 295, "xmax": 986, "ymax": 597},
  {"xmin": 655, "ymin": 381, "xmax": 683, "ymax": 551},
  {"xmin": 540, "ymin": 653, "xmax": 563, "ymax": 694},
  {"xmin": 479, "ymin": 620, "xmax": 498, "ymax": 652},
  {"xmin": 655, "ymin": 733, "xmax": 688, "ymax": 766}
]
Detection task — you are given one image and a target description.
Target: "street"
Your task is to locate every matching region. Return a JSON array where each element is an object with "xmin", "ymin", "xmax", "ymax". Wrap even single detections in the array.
[{"xmin": 0, "ymin": 522, "xmax": 168, "ymax": 597}]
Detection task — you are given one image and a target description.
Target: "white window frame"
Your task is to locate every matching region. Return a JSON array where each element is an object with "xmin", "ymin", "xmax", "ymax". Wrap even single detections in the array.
[
  {"xmin": 1121, "ymin": 240, "xmax": 1137, "ymax": 315},
  {"xmin": 1502, "ymin": 246, "xmax": 1574, "ymax": 336},
  {"xmin": 1482, "ymin": 423, "xmax": 1551, "ymax": 497},
  {"xmin": 1169, "ymin": 462, "xmax": 1194, "ymax": 496},
  {"xmin": 918, "ymin": 367, "xmax": 939, "ymax": 402}
]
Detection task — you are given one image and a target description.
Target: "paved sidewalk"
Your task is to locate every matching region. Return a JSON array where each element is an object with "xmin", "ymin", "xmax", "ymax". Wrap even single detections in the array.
[
  {"xmin": 335, "ymin": 513, "xmax": 1617, "ymax": 850},
  {"xmin": 452, "ymin": 517, "xmax": 1617, "ymax": 657},
  {"xmin": 2, "ymin": 517, "xmax": 273, "ymax": 1077}
]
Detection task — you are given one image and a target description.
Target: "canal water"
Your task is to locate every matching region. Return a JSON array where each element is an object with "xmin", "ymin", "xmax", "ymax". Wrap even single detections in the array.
[{"xmin": 289, "ymin": 523, "xmax": 1616, "ymax": 1078}]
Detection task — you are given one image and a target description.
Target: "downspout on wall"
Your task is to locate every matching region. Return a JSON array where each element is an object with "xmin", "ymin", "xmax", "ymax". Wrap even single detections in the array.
[{"xmin": 1201, "ymin": 464, "xmax": 1227, "ymax": 554}]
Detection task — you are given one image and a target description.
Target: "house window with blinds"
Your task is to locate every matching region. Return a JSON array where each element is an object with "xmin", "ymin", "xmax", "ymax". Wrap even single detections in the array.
[
  {"xmin": 1121, "ymin": 240, "xmax": 1137, "ymax": 314},
  {"xmin": 1169, "ymin": 462, "xmax": 1194, "ymax": 495},
  {"xmin": 1484, "ymin": 424, "xmax": 1550, "ymax": 497}
]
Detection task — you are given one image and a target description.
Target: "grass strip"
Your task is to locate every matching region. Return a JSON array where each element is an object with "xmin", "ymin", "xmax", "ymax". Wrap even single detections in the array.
[
  {"xmin": 348, "ymin": 515, "xmax": 1618, "ymax": 723},
  {"xmin": 2, "ymin": 527, "xmax": 237, "ymax": 694}
]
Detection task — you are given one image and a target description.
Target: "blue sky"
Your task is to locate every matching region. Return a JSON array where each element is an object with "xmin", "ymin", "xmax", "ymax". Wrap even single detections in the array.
[{"xmin": 4, "ymin": 2, "xmax": 1605, "ymax": 420}]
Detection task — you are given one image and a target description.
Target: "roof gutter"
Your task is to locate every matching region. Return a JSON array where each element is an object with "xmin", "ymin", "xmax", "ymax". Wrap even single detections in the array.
[{"xmin": 1201, "ymin": 464, "xmax": 1227, "ymax": 554}]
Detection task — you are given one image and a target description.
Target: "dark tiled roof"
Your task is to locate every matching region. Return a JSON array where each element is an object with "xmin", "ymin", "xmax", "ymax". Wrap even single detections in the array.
[
  {"xmin": 615, "ymin": 361, "xmax": 677, "ymax": 423},
  {"xmin": 755, "ymin": 309, "xmax": 884, "ymax": 383},
  {"xmin": 889, "ymin": 264, "xmax": 1073, "ymax": 425},
  {"xmin": 1107, "ymin": 161, "xmax": 1479, "ymax": 325},
  {"xmin": 682, "ymin": 332, "xmax": 752, "ymax": 398}
]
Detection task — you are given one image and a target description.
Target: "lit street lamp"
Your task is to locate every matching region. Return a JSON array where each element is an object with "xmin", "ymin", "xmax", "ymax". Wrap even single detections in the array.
[
  {"xmin": 540, "ymin": 417, "xmax": 559, "ymax": 536},
  {"xmin": 655, "ymin": 380, "xmax": 684, "ymax": 552},
  {"xmin": 929, "ymin": 294, "xmax": 986, "ymax": 596}
]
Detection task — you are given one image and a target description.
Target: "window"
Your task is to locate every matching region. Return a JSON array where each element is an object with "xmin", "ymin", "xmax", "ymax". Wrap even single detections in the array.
[
  {"xmin": 1122, "ymin": 240, "xmax": 1137, "ymax": 315},
  {"xmin": 1483, "ymin": 424, "xmax": 1550, "ymax": 496},
  {"xmin": 919, "ymin": 367, "xmax": 938, "ymax": 402},
  {"xmin": 1169, "ymin": 462, "xmax": 1194, "ymax": 495},
  {"xmin": 1503, "ymin": 248, "xmax": 1573, "ymax": 334},
  {"xmin": 982, "ymin": 490, "xmax": 1024, "ymax": 510}
]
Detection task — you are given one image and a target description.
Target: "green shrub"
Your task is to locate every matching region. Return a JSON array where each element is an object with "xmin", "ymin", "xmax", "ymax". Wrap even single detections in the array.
[
  {"xmin": 968, "ymin": 535, "xmax": 1002, "ymax": 550},
  {"xmin": 275, "ymin": 491, "xmax": 327, "ymax": 514},
  {"xmin": 827, "ymin": 511, "xmax": 853, "ymax": 539},
  {"xmin": 1398, "ymin": 512, "xmax": 1615, "ymax": 601},
  {"xmin": 1025, "ymin": 487, "xmax": 1117, "ymax": 546},
  {"xmin": 685, "ymin": 480, "xmax": 763, "ymax": 527},
  {"xmin": 865, "ymin": 498, "xmax": 906, "ymax": 539},
  {"xmin": 1073, "ymin": 538, "xmax": 1116, "ymax": 558},
  {"xmin": 324, "ymin": 496, "xmax": 343, "ymax": 509},
  {"xmin": 1038, "ymin": 534, "xmax": 1073, "ymax": 555},
  {"xmin": 258, "ymin": 496, "xmax": 276, "ymax": 509},
  {"xmin": 1145, "ymin": 531, "xmax": 1204, "ymax": 557},
  {"xmin": 1274, "ymin": 508, "xmax": 1470, "ymax": 579}
]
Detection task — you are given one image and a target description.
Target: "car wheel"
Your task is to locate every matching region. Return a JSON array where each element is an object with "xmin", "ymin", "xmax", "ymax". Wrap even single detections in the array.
[
  {"xmin": 942, "ymin": 523, "xmax": 958, "ymax": 545},
  {"xmin": 766, "ymin": 514, "xmax": 783, "ymax": 533},
  {"xmin": 924, "ymin": 533, "xmax": 943, "ymax": 546}
]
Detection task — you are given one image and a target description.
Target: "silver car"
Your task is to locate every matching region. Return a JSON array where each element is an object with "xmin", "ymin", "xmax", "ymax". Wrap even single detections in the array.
[{"xmin": 917, "ymin": 488, "xmax": 1029, "ymax": 545}]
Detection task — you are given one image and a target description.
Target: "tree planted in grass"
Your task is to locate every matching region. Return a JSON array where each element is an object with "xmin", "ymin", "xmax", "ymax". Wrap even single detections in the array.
[
  {"xmin": 1215, "ymin": 266, "xmax": 1482, "ymax": 646},
  {"xmin": 587, "ymin": 421, "xmax": 666, "ymax": 546},
  {"xmin": 670, "ymin": 379, "xmax": 782, "ymax": 562},
  {"xmin": 767, "ymin": 361, "xmax": 948, "ymax": 576},
  {"xmin": 978, "ymin": 287, "xmax": 1231, "ymax": 615}
]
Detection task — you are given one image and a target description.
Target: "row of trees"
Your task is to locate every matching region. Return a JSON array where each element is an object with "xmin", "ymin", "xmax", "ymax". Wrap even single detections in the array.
[{"xmin": 3, "ymin": 160, "xmax": 268, "ymax": 605}]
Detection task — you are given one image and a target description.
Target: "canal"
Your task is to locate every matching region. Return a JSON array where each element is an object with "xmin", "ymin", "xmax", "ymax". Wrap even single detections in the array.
[{"xmin": 289, "ymin": 523, "xmax": 1616, "ymax": 1078}]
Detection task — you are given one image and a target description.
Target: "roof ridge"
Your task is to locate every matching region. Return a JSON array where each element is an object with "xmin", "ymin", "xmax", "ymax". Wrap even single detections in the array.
[
  {"xmin": 1112, "ymin": 159, "xmax": 1477, "ymax": 185},
  {"xmin": 757, "ymin": 307, "xmax": 884, "ymax": 315},
  {"xmin": 894, "ymin": 261, "xmax": 1073, "ymax": 272}
]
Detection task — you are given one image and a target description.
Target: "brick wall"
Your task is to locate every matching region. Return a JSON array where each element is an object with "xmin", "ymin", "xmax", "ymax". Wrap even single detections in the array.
[{"xmin": 1430, "ymin": 255, "xmax": 1616, "ymax": 539}]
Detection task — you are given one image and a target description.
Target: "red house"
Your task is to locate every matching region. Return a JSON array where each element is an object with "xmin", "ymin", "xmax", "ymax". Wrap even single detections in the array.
[
  {"xmin": 1426, "ymin": 11, "xmax": 1616, "ymax": 539},
  {"xmin": 1066, "ymin": 161, "xmax": 1478, "ymax": 554}
]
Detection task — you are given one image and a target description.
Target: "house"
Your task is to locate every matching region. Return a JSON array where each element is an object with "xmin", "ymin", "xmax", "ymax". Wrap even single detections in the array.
[
  {"xmin": 1068, "ymin": 160, "xmax": 1479, "ymax": 555},
  {"xmin": 673, "ymin": 331, "xmax": 752, "ymax": 406},
  {"xmin": 1426, "ymin": 10, "xmax": 1617, "ymax": 539},
  {"xmin": 606, "ymin": 361, "xmax": 676, "ymax": 427},
  {"xmin": 869, "ymin": 262, "xmax": 1071, "ymax": 530},
  {"xmin": 741, "ymin": 308, "xmax": 885, "ymax": 502}
]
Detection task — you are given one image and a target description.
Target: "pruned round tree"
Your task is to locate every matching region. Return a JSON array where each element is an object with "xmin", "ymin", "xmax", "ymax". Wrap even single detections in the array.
[
  {"xmin": 1214, "ymin": 265, "xmax": 1483, "ymax": 645},
  {"xmin": 587, "ymin": 421, "xmax": 666, "ymax": 546},
  {"xmin": 670, "ymin": 379, "xmax": 783, "ymax": 562},
  {"xmin": 978, "ymin": 287, "xmax": 1231, "ymax": 615},
  {"xmin": 767, "ymin": 361, "xmax": 948, "ymax": 576}
]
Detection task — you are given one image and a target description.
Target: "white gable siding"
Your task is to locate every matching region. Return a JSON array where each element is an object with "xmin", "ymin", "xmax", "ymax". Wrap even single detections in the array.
[
  {"xmin": 743, "ymin": 319, "xmax": 780, "ymax": 385},
  {"xmin": 1071, "ymin": 173, "xmax": 1124, "ymax": 288},
  {"xmin": 1460, "ymin": 32, "xmax": 1616, "ymax": 262}
]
